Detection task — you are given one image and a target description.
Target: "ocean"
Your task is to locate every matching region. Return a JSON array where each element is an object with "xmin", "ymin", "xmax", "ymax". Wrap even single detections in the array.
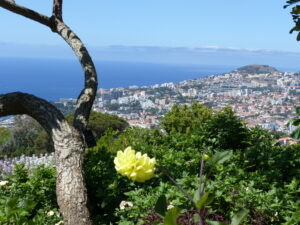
[{"xmin": 0, "ymin": 57, "xmax": 234, "ymax": 101}]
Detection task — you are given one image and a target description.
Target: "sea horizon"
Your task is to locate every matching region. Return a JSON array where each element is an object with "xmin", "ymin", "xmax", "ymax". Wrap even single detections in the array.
[{"xmin": 0, "ymin": 57, "xmax": 237, "ymax": 101}]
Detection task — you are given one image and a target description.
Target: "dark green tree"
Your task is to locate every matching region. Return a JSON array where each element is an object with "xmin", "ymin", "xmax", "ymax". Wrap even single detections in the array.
[
  {"xmin": 200, "ymin": 106, "xmax": 249, "ymax": 150},
  {"xmin": 0, "ymin": 116, "xmax": 54, "ymax": 157},
  {"xmin": 161, "ymin": 102, "xmax": 213, "ymax": 134},
  {"xmin": 67, "ymin": 111, "xmax": 129, "ymax": 141}
]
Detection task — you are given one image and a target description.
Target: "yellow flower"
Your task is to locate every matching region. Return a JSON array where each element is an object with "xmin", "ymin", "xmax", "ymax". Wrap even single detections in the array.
[{"xmin": 114, "ymin": 146, "xmax": 156, "ymax": 182}]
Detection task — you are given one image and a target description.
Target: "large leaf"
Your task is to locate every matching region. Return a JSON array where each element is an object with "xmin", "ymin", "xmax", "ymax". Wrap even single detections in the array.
[
  {"xmin": 211, "ymin": 151, "xmax": 233, "ymax": 165},
  {"xmin": 231, "ymin": 209, "xmax": 249, "ymax": 225},
  {"xmin": 18, "ymin": 198, "xmax": 37, "ymax": 212},
  {"xmin": 155, "ymin": 195, "xmax": 168, "ymax": 217},
  {"xmin": 193, "ymin": 214, "xmax": 201, "ymax": 223},
  {"xmin": 163, "ymin": 207, "xmax": 181, "ymax": 225},
  {"xmin": 195, "ymin": 192, "xmax": 213, "ymax": 209},
  {"xmin": 193, "ymin": 186, "xmax": 204, "ymax": 202}
]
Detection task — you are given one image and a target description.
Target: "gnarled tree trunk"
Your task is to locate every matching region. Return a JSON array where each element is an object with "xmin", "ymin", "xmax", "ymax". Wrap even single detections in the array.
[{"xmin": 0, "ymin": 1, "xmax": 98, "ymax": 224}]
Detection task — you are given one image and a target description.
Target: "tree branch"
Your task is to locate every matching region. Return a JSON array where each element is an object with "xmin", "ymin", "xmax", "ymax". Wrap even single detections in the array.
[
  {"xmin": 0, "ymin": 0, "xmax": 99, "ymax": 146},
  {"xmin": 55, "ymin": 22, "xmax": 98, "ymax": 146},
  {"xmin": 0, "ymin": 92, "xmax": 64, "ymax": 134},
  {"xmin": 0, "ymin": 0, "xmax": 52, "ymax": 28},
  {"xmin": 0, "ymin": 92, "xmax": 92, "ymax": 225},
  {"xmin": 52, "ymin": 0, "xmax": 63, "ymax": 22}
]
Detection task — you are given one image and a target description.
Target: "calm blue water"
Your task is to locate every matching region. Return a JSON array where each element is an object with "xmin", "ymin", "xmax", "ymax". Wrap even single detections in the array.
[{"xmin": 0, "ymin": 57, "xmax": 234, "ymax": 101}]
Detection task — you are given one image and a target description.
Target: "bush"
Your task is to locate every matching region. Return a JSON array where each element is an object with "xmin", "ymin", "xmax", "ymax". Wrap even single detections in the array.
[{"xmin": 0, "ymin": 164, "xmax": 61, "ymax": 224}]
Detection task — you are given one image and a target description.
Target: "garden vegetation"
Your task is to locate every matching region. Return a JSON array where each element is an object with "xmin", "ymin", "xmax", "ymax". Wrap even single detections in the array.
[{"xmin": 0, "ymin": 103, "xmax": 299, "ymax": 224}]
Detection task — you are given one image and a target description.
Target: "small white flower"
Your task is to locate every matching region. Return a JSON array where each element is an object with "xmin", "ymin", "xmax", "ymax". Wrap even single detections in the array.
[
  {"xmin": 0, "ymin": 180, "xmax": 9, "ymax": 186},
  {"xmin": 47, "ymin": 210, "xmax": 55, "ymax": 216},
  {"xmin": 55, "ymin": 221, "xmax": 64, "ymax": 225},
  {"xmin": 167, "ymin": 204, "xmax": 174, "ymax": 210},
  {"xmin": 119, "ymin": 200, "xmax": 133, "ymax": 210}
]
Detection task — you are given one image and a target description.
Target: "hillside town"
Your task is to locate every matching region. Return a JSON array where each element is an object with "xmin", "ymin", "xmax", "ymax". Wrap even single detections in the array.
[{"xmin": 1, "ymin": 65, "xmax": 299, "ymax": 134}]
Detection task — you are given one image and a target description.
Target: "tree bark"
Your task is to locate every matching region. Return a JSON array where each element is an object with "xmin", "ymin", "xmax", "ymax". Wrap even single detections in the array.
[
  {"xmin": 0, "ymin": 1, "xmax": 98, "ymax": 224},
  {"xmin": 0, "ymin": 93, "xmax": 92, "ymax": 224}
]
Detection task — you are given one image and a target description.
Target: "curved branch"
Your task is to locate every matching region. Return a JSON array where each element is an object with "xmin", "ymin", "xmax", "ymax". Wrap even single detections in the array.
[
  {"xmin": 0, "ymin": 92, "xmax": 64, "ymax": 134},
  {"xmin": 55, "ymin": 21, "xmax": 98, "ymax": 145},
  {"xmin": 0, "ymin": 1, "xmax": 99, "ymax": 146},
  {"xmin": 0, "ymin": 1, "xmax": 51, "ymax": 27},
  {"xmin": 0, "ymin": 0, "xmax": 98, "ymax": 223},
  {"xmin": 0, "ymin": 92, "xmax": 92, "ymax": 225}
]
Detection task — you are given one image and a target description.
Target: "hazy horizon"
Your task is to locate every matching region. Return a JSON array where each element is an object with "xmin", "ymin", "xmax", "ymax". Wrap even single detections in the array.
[{"xmin": 1, "ymin": 44, "xmax": 300, "ymax": 71}]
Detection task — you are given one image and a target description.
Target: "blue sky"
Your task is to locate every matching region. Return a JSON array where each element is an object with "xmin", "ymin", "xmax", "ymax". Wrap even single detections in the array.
[
  {"xmin": 1, "ymin": 0, "xmax": 300, "ymax": 68},
  {"xmin": 0, "ymin": 0, "xmax": 298, "ymax": 50}
]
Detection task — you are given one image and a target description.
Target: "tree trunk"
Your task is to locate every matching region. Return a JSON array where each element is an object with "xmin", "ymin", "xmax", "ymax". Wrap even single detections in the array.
[
  {"xmin": 0, "ymin": 93, "xmax": 92, "ymax": 224},
  {"xmin": 54, "ymin": 122, "xmax": 91, "ymax": 225}
]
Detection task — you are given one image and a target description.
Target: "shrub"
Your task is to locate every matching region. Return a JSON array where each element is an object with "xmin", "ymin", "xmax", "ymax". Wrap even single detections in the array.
[{"xmin": 0, "ymin": 164, "xmax": 61, "ymax": 224}]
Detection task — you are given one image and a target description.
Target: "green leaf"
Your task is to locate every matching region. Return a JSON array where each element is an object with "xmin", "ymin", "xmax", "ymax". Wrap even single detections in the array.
[
  {"xmin": 195, "ymin": 192, "xmax": 213, "ymax": 209},
  {"xmin": 297, "ymin": 32, "xmax": 300, "ymax": 41},
  {"xmin": 283, "ymin": 208, "xmax": 300, "ymax": 225},
  {"xmin": 163, "ymin": 207, "xmax": 181, "ymax": 225},
  {"xmin": 296, "ymin": 106, "xmax": 300, "ymax": 115},
  {"xmin": 288, "ymin": 118, "xmax": 300, "ymax": 126},
  {"xmin": 231, "ymin": 209, "xmax": 249, "ymax": 225},
  {"xmin": 291, "ymin": 127, "xmax": 300, "ymax": 139},
  {"xmin": 193, "ymin": 186, "xmax": 204, "ymax": 202},
  {"xmin": 155, "ymin": 195, "xmax": 168, "ymax": 217},
  {"xmin": 18, "ymin": 199, "xmax": 37, "ymax": 211},
  {"xmin": 211, "ymin": 151, "xmax": 233, "ymax": 165},
  {"xmin": 193, "ymin": 214, "xmax": 201, "ymax": 223},
  {"xmin": 292, "ymin": 5, "xmax": 300, "ymax": 14},
  {"xmin": 207, "ymin": 221, "xmax": 227, "ymax": 225}
]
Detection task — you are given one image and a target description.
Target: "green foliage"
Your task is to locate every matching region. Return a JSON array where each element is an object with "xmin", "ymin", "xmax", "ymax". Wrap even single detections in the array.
[
  {"xmin": 195, "ymin": 106, "xmax": 249, "ymax": 150},
  {"xmin": 285, "ymin": 1, "xmax": 300, "ymax": 40},
  {"xmin": 163, "ymin": 207, "xmax": 181, "ymax": 225},
  {"xmin": 161, "ymin": 102, "xmax": 213, "ymax": 134},
  {"xmin": 161, "ymin": 103, "xmax": 249, "ymax": 150},
  {"xmin": 287, "ymin": 106, "xmax": 300, "ymax": 138},
  {"xmin": 33, "ymin": 130, "xmax": 53, "ymax": 154},
  {"xmin": 83, "ymin": 146, "xmax": 136, "ymax": 224},
  {"xmin": 154, "ymin": 195, "xmax": 168, "ymax": 217},
  {"xmin": 0, "ymin": 110, "xmax": 129, "ymax": 158},
  {"xmin": 3, "ymin": 104, "xmax": 299, "ymax": 225},
  {"xmin": 0, "ymin": 164, "xmax": 61, "ymax": 224},
  {"xmin": 0, "ymin": 116, "xmax": 52, "ymax": 158},
  {"xmin": 0, "ymin": 127, "xmax": 11, "ymax": 147},
  {"xmin": 241, "ymin": 142, "xmax": 300, "ymax": 183},
  {"xmin": 230, "ymin": 209, "xmax": 249, "ymax": 225},
  {"xmin": 94, "ymin": 106, "xmax": 299, "ymax": 224},
  {"xmin": 67, "ymin": 110, "xmax": 129, "ymax": 140}
]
